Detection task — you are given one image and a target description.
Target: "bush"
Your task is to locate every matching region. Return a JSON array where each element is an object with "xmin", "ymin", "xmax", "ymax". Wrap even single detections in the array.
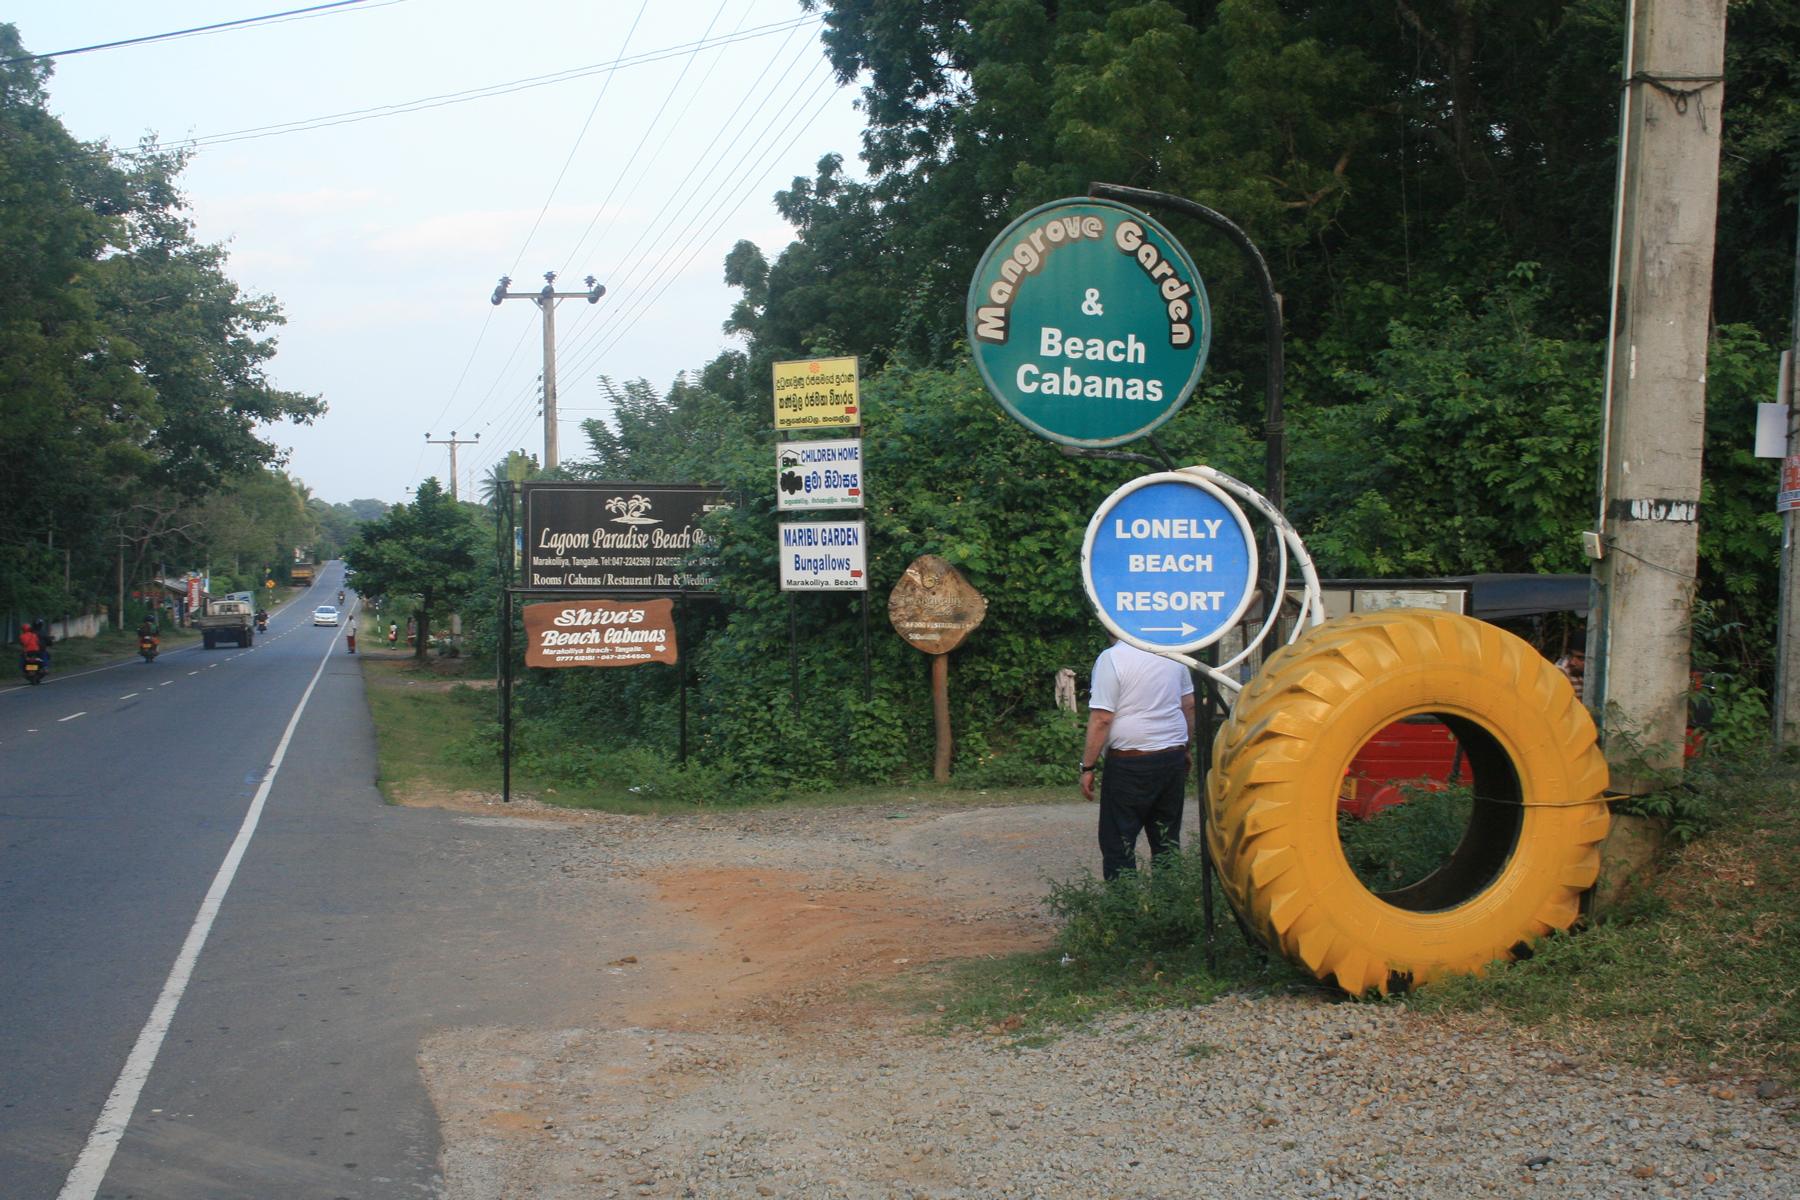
[
  {"xmin": 1336, "ymin": 784, "xmax": 1474, "ymax": 891},
  {"xmin": 1046, "ymin": 848, "xmax": 1214, "ymax": 976},
  {"xmin": 958, "ymin": 708, "xmax": 1085, "ymax": 787}
]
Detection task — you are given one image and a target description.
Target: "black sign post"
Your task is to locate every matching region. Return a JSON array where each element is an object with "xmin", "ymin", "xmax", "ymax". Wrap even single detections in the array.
[{"xmin": 502, "ymin": 481, "xmax": 728, "ymax": 802}]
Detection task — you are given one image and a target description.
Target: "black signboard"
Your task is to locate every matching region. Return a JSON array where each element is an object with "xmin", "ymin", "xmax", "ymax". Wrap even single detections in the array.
[{"xmin": 521, "ymin": 482, "xmax": 728, "ymax": 595}]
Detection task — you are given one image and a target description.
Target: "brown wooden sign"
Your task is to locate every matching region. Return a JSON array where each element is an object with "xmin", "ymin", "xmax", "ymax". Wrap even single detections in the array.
[
  {"xmin": 523, "ymin": 599, "xmax": 677, "ymax": 668},
  {"xmin": 888, "ymin": 554, "xmax": 988, "ymax": 655}
]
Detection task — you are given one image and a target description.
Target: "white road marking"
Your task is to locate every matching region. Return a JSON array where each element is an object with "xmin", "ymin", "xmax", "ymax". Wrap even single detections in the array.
[
  {"xmin": 58, "ymin": 712, "xmax": 86, "ymax": 722},
  {"xmin": 188, "ymin": 671, "xmax": 198, "ymax": 676},
  {"xmin": 159, "ymin": 681, "xmax": 173, "ymax": 687},
  {"xmin": 119, "ymin": 693, "xmax": 138, "ymax": 700},
  {"xmin": 56, "ymin": 629, "xmax": 341, "ymax": 1200}
]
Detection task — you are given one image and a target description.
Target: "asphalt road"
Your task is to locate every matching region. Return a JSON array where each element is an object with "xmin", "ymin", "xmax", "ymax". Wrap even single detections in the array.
[{"xmin": 0, "ymin": 564, "xmax": 583, "ymax": 1199}]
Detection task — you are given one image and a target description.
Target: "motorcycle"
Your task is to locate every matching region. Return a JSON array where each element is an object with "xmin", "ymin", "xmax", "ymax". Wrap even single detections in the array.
[
  {"xmin": 20, "ymin": 650, "xmax": 47, "ymax": 685},
  {"xmin": 139, "ymin": 634, "xmax": 159, "ymax": 663},
  {"xmin": 336, "ymin": 590, "xmax": 346, "ymax": 606},
  {"xmin": 255, "ymin": 612, "xmax": 269, "ymax": 633}
]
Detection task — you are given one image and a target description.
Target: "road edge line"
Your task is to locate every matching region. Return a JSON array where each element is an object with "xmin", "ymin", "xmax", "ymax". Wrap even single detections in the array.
[{"xmin": 55, "ymin": 629, "xmax": 341, "ymax": 1200}]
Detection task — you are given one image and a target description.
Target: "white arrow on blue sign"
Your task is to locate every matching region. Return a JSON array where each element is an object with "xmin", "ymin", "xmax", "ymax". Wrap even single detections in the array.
[{"xmin": 1082, "ymin": 472, "xmax": 1259, "ymax": 654}]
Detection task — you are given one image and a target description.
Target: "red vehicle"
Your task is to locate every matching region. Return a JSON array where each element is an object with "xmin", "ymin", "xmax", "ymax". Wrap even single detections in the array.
[{"xmin": 1339, "ymin": 716, "xmax": 1468, "ymax": 820}]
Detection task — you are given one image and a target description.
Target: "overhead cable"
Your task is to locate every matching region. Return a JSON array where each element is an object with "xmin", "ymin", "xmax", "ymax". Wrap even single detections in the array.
[
  {"xmin": 506, "ymin": 0, "xmax": 651, "ymax": 280},
  {"xmin": 0, "ymin": 0, "xmax": 373, "ymax": 65},
  {"xmin": 574, "ymin": 79, "xmax": 847, "ymax": 377},
  {"xmin": 547, "ymin": 38, "xmax": 830, "ymax": 379},
  {"xmin": 116, "ymin": 17, "xmax": 821, "ymax": 155},
  {"xmin": 555, "ymin": 0, "xmax": 743, "ymax": 277},
  {"xmin": 555, "ymin": 65, "xmax": 841, "ymax": 386}
]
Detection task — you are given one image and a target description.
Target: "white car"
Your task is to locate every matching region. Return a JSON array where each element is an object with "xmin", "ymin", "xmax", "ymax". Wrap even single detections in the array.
[{"xmin": 312, "ymin": 605, "xmax": 340, "ymax": 626}]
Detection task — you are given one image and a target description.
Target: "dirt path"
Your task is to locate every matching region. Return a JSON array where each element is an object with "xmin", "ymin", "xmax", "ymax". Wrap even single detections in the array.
[
  {"xmin": 405, "ymin": 793, "xmax": 1093, "ymax": 1196},
  {"xmin": 401, "ymin": 794, "xmax": 1800, "ymax": 1200}
]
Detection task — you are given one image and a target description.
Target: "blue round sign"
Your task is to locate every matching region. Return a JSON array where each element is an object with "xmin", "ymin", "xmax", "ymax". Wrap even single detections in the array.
[{"xmin": 1082, "ymin": 473, "xmax": 1258, "ymax": 653}]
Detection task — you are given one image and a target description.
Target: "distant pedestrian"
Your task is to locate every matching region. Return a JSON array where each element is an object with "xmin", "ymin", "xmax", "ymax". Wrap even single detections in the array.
[
  {"xmin": 388, "ymin": 622, "xmax": 398, "ymax": 649},
  {"xmin": 346, "ymin": 616, "xmax": 357, "ymax": 654},
  {"xmin": 1079, "ymin": 636, "xmax": 1195, "ymax": 880}
]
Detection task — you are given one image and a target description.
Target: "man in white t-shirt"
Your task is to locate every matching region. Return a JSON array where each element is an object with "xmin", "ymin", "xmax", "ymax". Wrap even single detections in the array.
[{"xmin": 1079, "ymin": 638, "xmax": 1196, "ymax": 879}]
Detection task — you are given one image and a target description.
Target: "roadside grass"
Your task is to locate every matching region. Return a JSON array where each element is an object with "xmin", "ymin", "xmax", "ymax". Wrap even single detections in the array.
[
  {"xmin": 360, "ymin": 653, "xmax": 511, "ymax": 805},
  {"xmin": 42, "ymin": 624, "xmax": 201, "ymax": 670},
  {"xmin": 359, "ymin": 651, "xmax": 1067, "ymax": 813},
  {"xmin": 1406, "ymin": 752, "xmax": 1800, "ymax": 1085}
]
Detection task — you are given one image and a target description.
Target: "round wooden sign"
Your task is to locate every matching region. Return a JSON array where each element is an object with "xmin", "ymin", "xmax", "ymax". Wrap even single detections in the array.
[{"xmin": 888, "ymin": 554, "xmax": 988, "ymax": 655}]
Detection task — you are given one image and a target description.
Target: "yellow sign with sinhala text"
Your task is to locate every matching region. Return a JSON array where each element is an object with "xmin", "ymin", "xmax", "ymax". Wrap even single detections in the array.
[{"xmin": 772, "ymin": 356, "xmax": 860, "ymax": 430}]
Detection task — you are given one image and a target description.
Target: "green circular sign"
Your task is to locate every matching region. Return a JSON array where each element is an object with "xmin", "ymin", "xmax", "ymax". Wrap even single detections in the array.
[{"xmin": 967, "ymin": 197, "xmax": 1210, "ymax": 447}]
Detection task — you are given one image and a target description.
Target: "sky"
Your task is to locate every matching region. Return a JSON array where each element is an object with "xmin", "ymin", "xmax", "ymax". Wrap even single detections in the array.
[{"xmin": 10, "ymin": 0, "xmax": 871, "ymax": 505}]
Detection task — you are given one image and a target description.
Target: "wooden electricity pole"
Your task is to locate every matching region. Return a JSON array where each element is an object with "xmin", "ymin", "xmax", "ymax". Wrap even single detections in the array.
[
  {"xmin": 1585, "ymin": 0, "xmax": 1727, "ymax": 791},
  {"xmin": 490, "ymin": 271, "xmax": 605, "ymax": 471},
  {"xmin": 424, "ymin": 430, "xmax": 478, "ymax": 501}
]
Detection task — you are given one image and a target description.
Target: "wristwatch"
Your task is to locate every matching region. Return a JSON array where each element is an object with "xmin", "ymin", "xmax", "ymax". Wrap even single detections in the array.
[{"xmin": 1078, "ymin": 761, "xmax": 1098, "ymax": 773}]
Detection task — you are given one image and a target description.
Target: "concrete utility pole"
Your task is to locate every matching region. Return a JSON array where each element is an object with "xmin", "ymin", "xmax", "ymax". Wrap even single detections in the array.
[
  {"xmin": 490, "ymin": 271, "xmax": 605, "ymax": 470},
  {"xmin": 1585, "ymin": 0, "xmax": 1727, "ymax": 791},
  {"xmin": 424, "ymin": 430, "xmax": 479, "ymax": 501}
]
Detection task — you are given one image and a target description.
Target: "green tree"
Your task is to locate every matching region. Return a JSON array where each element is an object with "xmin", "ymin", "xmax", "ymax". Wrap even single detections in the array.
[
  {"xmin": 189, "ymin": 469, "xmax": 319, "ymax": 588},
  {"xmin": 0, "ymin": 22, "xmax": 322, "ymax": 626},
  {"xmin": 345, "ymin": 479, "xmax": 488, "ymax": 660}
]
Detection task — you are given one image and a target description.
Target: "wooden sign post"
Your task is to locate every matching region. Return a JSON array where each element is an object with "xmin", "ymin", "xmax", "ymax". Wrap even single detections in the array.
[{"xmin": 888, "ymin": 554, "xmax": 988, "ymax": 781}]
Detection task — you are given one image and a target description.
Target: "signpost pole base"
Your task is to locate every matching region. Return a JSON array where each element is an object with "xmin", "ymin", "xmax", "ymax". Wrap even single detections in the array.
[
  {"xmin": 788, "ymin": 593, "xmax": 799, "ymax": 708},
  {"xmin": 931, "ymin": 652, "xmax": 952, "ymax": 782},
  {"xmin": 678, "ymin": 594, "xmax": 688, "ymax": 767},
  {"xmin": 502, "ymin": 588, "xmax": 513, "ymax": 804},
  {"xmin": 1194, "ymin": 665, "xmax": 1215, "ymax": 971}
]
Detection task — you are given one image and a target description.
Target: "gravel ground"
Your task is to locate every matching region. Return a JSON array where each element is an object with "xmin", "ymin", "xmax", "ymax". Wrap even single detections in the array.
[{"xmin": 409, "ymin": 796, "xmax": 1799, "ymax": 1199}]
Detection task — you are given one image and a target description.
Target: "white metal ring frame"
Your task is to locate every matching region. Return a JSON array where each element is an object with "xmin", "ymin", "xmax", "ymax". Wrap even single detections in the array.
[{"xmin": 1152, "ymin": 465, "xmax": 1325, "ymax": 698}]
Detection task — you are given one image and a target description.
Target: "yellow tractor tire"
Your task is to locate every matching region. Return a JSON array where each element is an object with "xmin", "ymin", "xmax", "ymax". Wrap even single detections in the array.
[{"xmin": 1206, "ymin": 609, "xmax": 1609, "ymax": 995}]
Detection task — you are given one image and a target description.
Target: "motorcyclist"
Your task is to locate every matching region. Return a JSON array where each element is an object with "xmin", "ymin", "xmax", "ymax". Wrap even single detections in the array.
[
  {"xmin": 138, "ymin": 615, "xmax": 160, "ymax": 649},
  {"xmin": 255, "ymin": 608, "xmax": 269, "ymax": 630},
  {"xmin": 30, "ymin": 619, "xmax": 52, "ymax": 669},
  {"xmin": 18, "ymin": 621, "xmax": 42, "ymax": 670},
  {"xmin": 337, "ymin": 589, "xmax": 346, "ymax": 606}
]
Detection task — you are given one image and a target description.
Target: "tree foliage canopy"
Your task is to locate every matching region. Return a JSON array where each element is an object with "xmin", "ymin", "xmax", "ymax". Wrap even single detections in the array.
[
  {"xmin": 346, "ymin": 479, "xmax": 488, "ymax": 658},
  {"xmin": 0, "ymin": 23, "xmax": 323, "ymax": 623}
]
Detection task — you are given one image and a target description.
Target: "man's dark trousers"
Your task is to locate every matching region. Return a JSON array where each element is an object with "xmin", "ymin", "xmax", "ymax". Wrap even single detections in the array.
[{"xmin": 1098, "ymin": 747, "xmax": 1187, "ymax": 880}]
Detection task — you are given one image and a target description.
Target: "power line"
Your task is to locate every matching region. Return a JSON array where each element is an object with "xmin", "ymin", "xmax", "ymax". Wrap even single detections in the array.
[
  {"xmin": 114, "ymin": 17, "xmax": 822, "ymax": 156},
  {"xmin": 456, "ymin": 5, "xmax": 797, "ymax": 445},
  {"xmin": 545, "ymin": 35, "xmax": 829, "ymax": 381},
  {"xmin": 555, "ymin": 61, "xmax": 840, "ymax": 384},
  {"xmin": 574, "ymin": 79, "xmax": 847, "ymax": 377},
  {"xmin": 506, "ymin": 0, "xmax": 651, "ymax": 280},
  {"xmin": 537, "ymin": 72, "xmax": 843, "ymax": 457},
  {"xmin": 422, "ymin": 306, "xmax": 498, "ymax": 437},
  {"xmin": 429, "ymin": 1, "xmax": 647, "ymax": 440},
  {"xmin": 2, "ymin": 1, "xmax": 371, "ymax": 65},
  {"xmin": 555, "ymin": 0, "xmax": 742, "ymax": 276}
]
